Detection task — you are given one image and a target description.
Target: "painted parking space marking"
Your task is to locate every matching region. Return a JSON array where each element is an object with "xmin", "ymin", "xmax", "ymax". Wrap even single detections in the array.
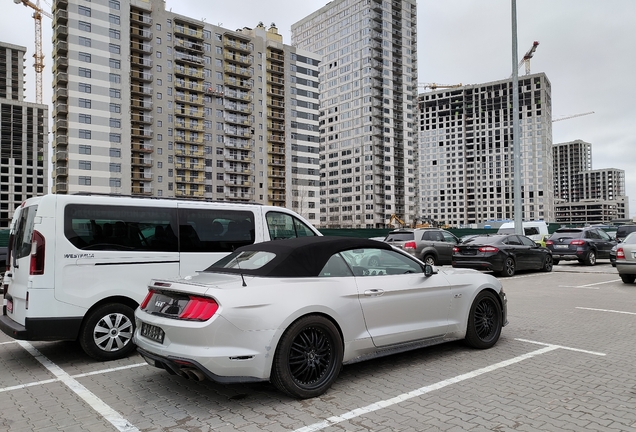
[
  {"xmin": 294, "ymin": 340, "xmax": 605, "ymax": 432},
  {"xmin": 576, "ymin": 306, "xmax": 636, "ymax": 316},
  {"xmin": 0, "ymin": 362, "xmax": 148, "ymax": 393},
  {"xmin": 17, "ymin": 341, "xmax": 140, "ymax": 432},
  {"xmin": 559, "ymin": 279, "xmax": 620, "ymax": 289}
]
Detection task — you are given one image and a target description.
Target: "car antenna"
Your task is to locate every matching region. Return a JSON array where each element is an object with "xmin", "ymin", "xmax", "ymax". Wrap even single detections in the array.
[{"xmin": 231, "ymin": 246, "xmax": 247, "ymax": 287}]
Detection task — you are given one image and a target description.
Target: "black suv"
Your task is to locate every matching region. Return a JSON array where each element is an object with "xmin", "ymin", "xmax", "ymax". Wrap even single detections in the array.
[
  {"xmin": 384, "ymin": 228, "xmax": 459, "ymax": 266},
  {"xmin": 615, "ymin": 224, "xmax": 636, "ymax": 243},
  {"xmin": 545, "ymin": 227, "xmax": 616, "ymax": 265}
]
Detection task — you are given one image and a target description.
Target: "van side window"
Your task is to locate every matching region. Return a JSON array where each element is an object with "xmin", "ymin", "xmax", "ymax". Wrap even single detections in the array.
[
  {"xmin": 64, "ymin": 204, "xmax": 178, "ymax": 252},
  {"xmin": 14, "ymin": 205, "xmax": 38, "ymax": 260},
  {"xmin": 266, "ymin": 211, "xmax": 317, "ymax": 240},
  {"xmin": 177, "ymin": 208, "xmax": 255, "ymax": 252}
]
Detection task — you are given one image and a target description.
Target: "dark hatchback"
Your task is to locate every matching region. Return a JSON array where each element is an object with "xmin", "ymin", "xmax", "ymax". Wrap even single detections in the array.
[
  {"xmin": 452, "ymin": 234, "xmax": 553, "ymax": 277},
  {"xmin": 545, "ymin": 227, "xmax": 616, "ymax": 265}
]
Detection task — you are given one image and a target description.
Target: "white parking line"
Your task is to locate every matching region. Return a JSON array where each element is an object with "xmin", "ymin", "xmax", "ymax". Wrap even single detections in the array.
[
  {"xmin": 17, "ymin": 341, "xmax": 140, "ymax": 432},
  {"xmin": 294, "ymin": 340, "xmax": 606, "ymax": 432},
  {"xmin": 576, "ymin": 307, "xmax": 636, "ymax": 316},
  {"xmin": 559, "ymin": 279, "xmax": 620, "ymax": 289}
]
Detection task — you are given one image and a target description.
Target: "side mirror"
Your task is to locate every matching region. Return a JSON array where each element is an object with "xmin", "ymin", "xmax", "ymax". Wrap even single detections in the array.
[{"xmin": 424, "ymin": 264, "xmax": 437, "ymax": 277}]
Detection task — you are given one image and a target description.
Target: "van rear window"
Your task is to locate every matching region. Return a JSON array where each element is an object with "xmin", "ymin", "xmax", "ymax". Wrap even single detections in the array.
[{"xmin": 14, "ymin": 205, "xmax": 38, "ymax": 260}]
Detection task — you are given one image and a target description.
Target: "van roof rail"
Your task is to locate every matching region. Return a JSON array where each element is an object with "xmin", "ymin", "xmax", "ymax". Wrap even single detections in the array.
[{"xmin": 69, "ymin": 192, "xmax": 263, "ymax": 205}]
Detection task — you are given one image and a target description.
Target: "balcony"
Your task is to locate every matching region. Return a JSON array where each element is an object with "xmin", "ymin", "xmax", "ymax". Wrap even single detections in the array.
[
  {"xmin": 266, "ymin": 63, "xmax": 285, "ymax": 75},
  {"xmin": 55, "ymin": 25, "xmax": 68, "ymax": 39},
  {"xmin": 132, "ymin": 114, "xmax": 153, "ymax": 124},
  {"xmin": 175, "ymin": 161, "xmax": 205, "ymax": 171},
  {"xmin": 268, "ymin": 51, "xmax": 284, "ymax": 63},
  {"xmin": 132, "ymin": 171, "xmax": 153, "ymax": 180},
  {"xmin": 174, "ymin": 26, "xmax": 203, "ymax": 39},
  {"xmin": 132, "ymin": 157, "xmax": 153, "ymax": 167},
  {"xmin": 56, "ymin": 166, "xmax": 67, "ymax": 176},
  {"xmin": 269, "ymin": 169, "xmax": 285, "ymax": 178},
  {"xmin": 174, "ymin": 121, "xmax": 204, "ymax": 131},
  {"xmin": 56, "ymin": 119, "xmax": 68, "ymax": 130},
  {"xmin": 268, "ymin": 134, "xmax": 285, "ymax": 143},
  {"xmin": 132, "ymin": 186, "xmax": 153, "ymax": 196},
  {"xmin": 269, "ymin": 158, "xmax": 285, "ymax": 166},
  {"xmin": 131, "ymin": 85, "xmax": 153, "ymax": 96},
  {"xmin": 224, "ymin": 153, "xmax": 252, "ymax": 163},
  {"xmin": 56, "ymin": 56, "xmax": 68, "ymax": 68},
  {"xmin": 224, "ymin": 64, "xmax": 253, "ymax": 77},
  {"xmin": 224, "ymin": 103, "xmax": 251, "ymax": 114},
  {"xmin": 131, "ymin": 128, "xmax": 153, "ymax": 138},
  {"xmin": 225, "ymin": 179, "xmax": 253, "ymax": 187},
  {"xmin": 55, "ymin": 40, "xmax": 68, "ymax": 55},
  {"xmin": 131, "ymin": 29, "xmax": 152, "ymax": 40},
  {"xmin": 54, "ymin": 87, "xmax": 68, "ymax": 99},
  {"xmin": 54, "ymin": 181, "xmax": 68, "ymax": 193},
  {"xmin": 54, "ymin": 103, "xmax": 68, "ymax": 114},
  {"xmin": 55, "ymin": 135, "xmax": 68, "ymax": 146},
  {"xmin": 225, "ymin": 165, "xmax": 252, "ymax": 175},
  {"xmin": 131, "ymin": 57, "xmax": 153, "ymax": 68},
  {"xmin": 174, "ymin": 66, "xmax": 203, "ymax": 79},
  {"xmin": 268, "ymin": 75, "xmax": 284, "ymax": 85},
  {"xmin": 223, "ymin": 127, "xmax": 252, "ymax": 138},
  {"xmin": 174, "ymin": 38, "xmax": 203, "ymax": 52},
  {"xmin": 53, "ymin": 72, "xmax": 68, "ymax": 88},
  {"xmin": 224, "ymin": 76, "xmax": 251, "ymax": 90},
  {"xmin": 131, "ymin": 99, "xmax": 153, "ymax": 110},
  {"xmin": 224, "ymin": 38, "xmax": 251, "ymax": 53},
  {"xmin": 225, "ymin": 139, "xmax": 251, "ymax": 150},
  {"xmin": 224, "ymin": 114, "xmax": 250, "ymax": 126},
  {"xmin": 225, "ymin": 191, "xmax": 253, "ymax": 200},
  {"xmin": 224, "ymin": 51, "xmax": 252, "ymax": 65},
  {"xmin": 175, "ymin": 148, "xmax": 205, "ymax": 157},
  {"xmin": 54, "ymin": 9, "xmax": 68, "ymax": 26},
  {"xmin": 174, "ymin": 52, "xmax": 204, "ymax": 65},
  {"xmin": 268, "ymin": 145, "xmax": 285, "ymax": 155},
  {"xmin": 131, "ymin": 42, "xmax": 153, "ymax": 54},
  {"xmin": 131, "ymin": 13, "xmax": 152, "ymax": 26},
  {"xmin": 131, "ymin": 71, "xmax": 153, "ymax": 82},
  {"xmin": 132, "ymin": 143, "xmax": 154, "ymax": 153},
  {"xmin": 268, "ymin": 194, "xmax": 286, "ymax": 202}
]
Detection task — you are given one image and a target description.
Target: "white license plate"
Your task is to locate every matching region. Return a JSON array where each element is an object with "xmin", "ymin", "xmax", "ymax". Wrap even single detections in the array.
[
  {"xmin": 555, "ymin": 245, "xmax": 568, "ymax": 249},
  {"xmin": 140, "ymin": 322, "xmax": 165, "ymax": 344}
]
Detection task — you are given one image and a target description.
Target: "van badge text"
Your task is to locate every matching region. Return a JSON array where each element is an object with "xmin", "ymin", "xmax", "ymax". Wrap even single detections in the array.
[{"xmin": 64, "ymin": 253, "xmax": 95, "ymax": 259}]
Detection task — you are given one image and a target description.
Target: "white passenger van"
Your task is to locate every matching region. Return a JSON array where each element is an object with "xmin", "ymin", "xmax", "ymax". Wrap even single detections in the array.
[
  {"xmin": 1, "ymin": 194, "xmax": 321, "ymax": 361},
  {"xmin": 497, "ymin": 221, "xmax": 549, "ymax": 243}
]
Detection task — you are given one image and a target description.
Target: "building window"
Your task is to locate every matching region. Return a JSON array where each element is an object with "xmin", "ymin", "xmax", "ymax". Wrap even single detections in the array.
[
  {"xmin": 79, "ymin": 176, "xmax": 91, "ymax": 185},
  {"xmin": 78, "ymin": 21, "xmax": 91, "ymax": 32},
  {"xmin": 109, "ymin": 163, "xmax": 121, "ymax": 172},
  {"xmin": 79, "ymin": 130, "xmax": 91, "ymax": 139},
  {"xmin": 109, "ymin": 29, "xmax": 121, "ymax": 39},
  {"xmin": 109, "ymin": 148, "xmax": 121, "ymax": 157},
  {"xmin": 79, "ymin": 52, "xmax": 91, "ymax": 62},
  {"xmin": 109, "ymin": 88, "xmax": 121, "ymax": 98},
  {"xmin": 79, "ymin": 161, "xmax": 92, "ymax": 170},
  {"xmin": 79, "ymin": 83, "xmax": 91, "ymax": 93},
  {"xmin": 78, "ymin": 145, "xmax": 91, "ymax": 155},
  {"xmin": 109, "ymin": 118, "xmax": 121, "ymax": 128},
  {"xmin": 109, "ymin": 0, "xmax": 120, "ymax": 10},
  {"xmin": 109, "ymin": 178, "xmax": 121, "ymax": 187},
  {"xmin": 78, "ymin": 36, "xmax": 91, "ymax": 47},
  {"xmin": 109, "ymin": 14, "xmax": 120, "ymax": 25},
  {"xmin": 78, "ymin": 5, "xmax": 91, "ymax": 16},
  {"xmin": 109, "ymin": 73, "xmax": 121, "ymax": 83},
  {"xmin": 109, "ymin": 133, "xmax": 121, "ymax": 143},
  {"xmin": 109, "ymin": 103, "xmax": 121, "ymax": 113},
  {"xmin": 109, "ymin": 58, "xmax": 121, "ymax": 69},
  {"xmin": 109, "ymin": 43, "xmax": 120, "ymax": 54},
  {"xmin": 79, "ymin": 114, "xmax": 91, "ymax": 124},
  {"xmin": 79, "ymin": 98, "xmax": 91, "ymax": 108},
  {"xmin": 78, "ymin": 67, "xmax": 91, "ymax": 78}
]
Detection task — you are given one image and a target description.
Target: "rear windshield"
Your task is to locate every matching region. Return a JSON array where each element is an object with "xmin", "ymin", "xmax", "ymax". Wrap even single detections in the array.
[
  {"xmin": 385, "ymin": 232, "xmax": 414, "ymax": 242},
  {"xmin": 551, "ymin": 230, "xmax": 582, "ymax": 239},
  {"xmin": 623, "ymin": 232, "xmax": 636, "ymax": 244},
  {"xmin": 462, "ymin": 235, "xmax": 499, "ymax": 244},
  {"xmin": 13, "ymin": 205, "xmax": 38, "ymax": 260}
]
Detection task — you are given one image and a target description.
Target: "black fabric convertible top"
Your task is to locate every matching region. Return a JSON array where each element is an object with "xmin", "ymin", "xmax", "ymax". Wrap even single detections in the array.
[{"xmin": 205, "ymin": 236, "xmax": 392, "ymax": 277}]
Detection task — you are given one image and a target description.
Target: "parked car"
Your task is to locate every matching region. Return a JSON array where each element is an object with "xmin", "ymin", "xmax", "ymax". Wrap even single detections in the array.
[
  {"xmin": 545, "ymin": 227, "xmax": 616, "ymax": 265},
  {"xmin": 452, "ymin": 234, "xmax": 553, "ymax": 277},
  {"xmin": 614, "ymin": 232, "xmax": 636, "ymax": 283},
  {"xmin": 615, "ymin": 224, "xmax": 636, "ymax": 243},
  {"xmin": 610, "ymin": 244, "xmax": 618, "ymax": 267},
  {"xmin": 134, "ymin": 236, "xmax": 507, "ymax": 399},
  {"xmin": 384, "ymin": 228, "xmax": 459, "ymax": 266}
]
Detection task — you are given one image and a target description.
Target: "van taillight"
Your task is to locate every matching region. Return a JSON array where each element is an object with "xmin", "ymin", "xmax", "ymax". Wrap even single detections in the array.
[{"xmin": 29, "ymin": 230, "xmax": 45, "ymax": 275}]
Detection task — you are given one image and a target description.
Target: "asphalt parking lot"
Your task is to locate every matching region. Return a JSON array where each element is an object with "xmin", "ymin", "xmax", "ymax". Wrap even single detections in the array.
[{"xmin": 1, "ymin": 261, "xmax": 635, "ymax": 431}]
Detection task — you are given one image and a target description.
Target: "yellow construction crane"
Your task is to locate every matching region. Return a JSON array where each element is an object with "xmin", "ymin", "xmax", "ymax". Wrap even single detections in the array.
[
  {"xmin": 552, "ymin": 111, "xmax": 595, "ymax": 123},
  {"xmin": 418, "ymin": 83, "xmax": 463, "ymax": 91},
  {"xmin": 13, "ymin": 0, "xmax": 52, "ymax": 104}
]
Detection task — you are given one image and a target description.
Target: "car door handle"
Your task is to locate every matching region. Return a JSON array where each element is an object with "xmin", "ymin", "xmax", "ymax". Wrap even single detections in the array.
[{"xmin": 364, "ymin": 289, "xmax": 384, "ymax": 296}]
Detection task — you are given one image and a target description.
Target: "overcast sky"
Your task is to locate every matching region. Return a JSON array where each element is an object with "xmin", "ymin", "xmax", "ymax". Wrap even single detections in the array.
[{"xmin": 3, "ymin": 0, "xmax": 635, "ymax": 216}]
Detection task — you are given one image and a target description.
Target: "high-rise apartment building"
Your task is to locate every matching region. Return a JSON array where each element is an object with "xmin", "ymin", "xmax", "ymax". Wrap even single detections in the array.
[
  {"xmin": 417, "ymin": 73, "xmax": 554, "ymax": 226},
  {"xmin": 0, "ymin": 41, "xmax": 48, "ymax": 227},
  {"xmin": 50, "ymin": 0, "xmax": 320, "ymax": 222},
  {"xmin": 292, "ymin": 0, "xmax": 419, "ymax": 228},
  {"xmin": 553, "ymin": 140, "xmax": 628, "ymax": 224}
]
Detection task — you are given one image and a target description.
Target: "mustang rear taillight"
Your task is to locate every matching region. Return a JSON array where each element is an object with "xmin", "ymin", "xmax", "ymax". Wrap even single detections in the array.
[
  {"xmin": 404, "ymin": 241, "xmax": 417, "ymax": 250},
  {"xmin": 570, "ymin": 240, "xmax": 585, "ymax": 246},
  {"xmin": 140, "ymin": 289, "xmax": 155, "ymax": 309},
  {"xmin": 616, "ymin": 248, "xmax": 625, "ymax": 260},
  {"xmin": 479, "ymin": 246, "xmax": 499, "ymax": 253},
  {"xmin": 29, "ymin": 230, "xmax": 45, "ymax": 275},
  {"xmin": 180, "ymin": 296, "xmax": 219, "ymax": 321}
]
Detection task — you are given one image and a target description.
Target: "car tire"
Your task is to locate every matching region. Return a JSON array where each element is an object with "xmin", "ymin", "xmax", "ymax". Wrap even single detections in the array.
[
  {"xmin": 367, "ymin": 256, "xmax": 380, "ymax": 267},
  {"xmin": 620, "ymin": 274, "xmax": 636, "ymax": 284},
  {"xmin": 79, "ymin": 303, "xmax": 136, "ymax": 361},
  {"xmin": 423, "ymin": 254, "xmax": 436, "ymax": 266},
  {"xmin": 465, "ymin": 291, "xmax": 502, "ymax": 349},
  {"xmin": 271, "ymin": 315, "xmax": 343, "ymax": 399},
  {"xmin": 552, "ymin": 259, "xmax": 560, "ymax": 265},
  {"xmin": 541, "ymin": 255, "xmax": 553, "ymax": 272},
  {"xmin": 499, "ymin": 257, "xmax": 515, "ymax": 277},
  {"xmin": 584, "ymin": 250, "xmax": 597, "ymax": 266}
]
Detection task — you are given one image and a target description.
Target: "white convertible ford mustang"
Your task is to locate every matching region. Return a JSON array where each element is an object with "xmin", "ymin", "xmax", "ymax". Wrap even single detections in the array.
[{"xmin": 134, "ymin": 236, "xmax": 508, "ymax": 398}]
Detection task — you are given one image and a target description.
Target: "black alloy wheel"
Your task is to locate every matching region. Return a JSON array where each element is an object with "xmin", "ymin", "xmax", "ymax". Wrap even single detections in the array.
[
  {"xmin": 465, "ymin": 291, "xmax": 502, "ymax": 349},
  {"xmin": 271, "ymin": 315, "xmax": 343, "ymax": 399},
  {"xmin": 542, "ymin": 254, "xmax": 553, "ymax": 272},
  {"xmin": 500, "ymin": 257, "xmax": 516, "ymax": 277},
  {"xmin": 584, "ymin": 249, "xmax": 597, "ymax": 266}
]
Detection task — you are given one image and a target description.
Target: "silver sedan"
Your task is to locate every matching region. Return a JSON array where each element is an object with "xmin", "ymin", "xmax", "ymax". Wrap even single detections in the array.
[
  {"xmin": 615, "ymin": 232, "xmax": 636, "ymax": 283},
  {"xmin": 134, "ymin": 236, "xmax": 508, "ymax": 398}
]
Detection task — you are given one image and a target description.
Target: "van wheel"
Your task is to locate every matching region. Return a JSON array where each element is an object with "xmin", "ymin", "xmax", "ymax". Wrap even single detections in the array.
[{"xmin": 79, "ymin": 303, "xmax": 136, "ymax": 361}]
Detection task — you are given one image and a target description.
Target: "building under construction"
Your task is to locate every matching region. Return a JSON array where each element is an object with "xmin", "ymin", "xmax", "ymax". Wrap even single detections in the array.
[
  {"xmin": 417, "ymin": 73, "xmax": 554, "ymax": 227},
  {"xmin": 0, "ymin": 41, "xmax": 48, "ymax": 228}
]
